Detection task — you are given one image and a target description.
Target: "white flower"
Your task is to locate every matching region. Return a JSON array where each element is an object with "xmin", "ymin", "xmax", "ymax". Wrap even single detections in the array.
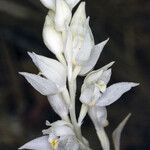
[
  {"xmin": 20, "ymin": 52, "xmax": 69, "ymax": 120},
  {"xmin": 43, "ymin": 120, "xmax": 80, "ymax": 150},
  {"xmin": 43, "ymin": 11, "xmax": 64, "ymax": 56},
  {"xmin": 54, "ymin": 0, "xmax": 72, "ymax": 32},
  {"xmin": 19, "ymin": 120, "xmax": 79, "ymax": 150},
  {"xmin": 62, "ymin": 2, "xmax": 110, "ymax": 78},
  {"xmin": 79, "ymin": 66, "xmax": 139, "ymax": 128}
]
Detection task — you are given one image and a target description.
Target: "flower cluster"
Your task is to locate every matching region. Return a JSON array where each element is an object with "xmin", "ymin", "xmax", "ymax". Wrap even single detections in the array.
[{"xmin": 19, "ymin": 0, "xmax": 139, "ymax": 150}]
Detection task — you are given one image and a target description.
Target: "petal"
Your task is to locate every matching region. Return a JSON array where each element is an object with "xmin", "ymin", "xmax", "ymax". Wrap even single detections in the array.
[
  {"xmin": 97, "ymin": 82, "xmax": 139, "ymax": 106},
  {"xmin": 71, "ymin": 2, "xmax": 86, "ymax": 35},
  {"xmin": 19, "ymin": 72, "xmax": 58, "ymax": 95},
  {"xmin": 71, "ymin": 2, "xmax": 86, "ymax": 26},
  {"xmin": 79, "ymin": 38, "xmax": 109, "ymax": 75},
  {"xmin": 58, "ymin": 135, "xmax": 80, "ymax": 150},
  {"xmin": 80, "ymin": 85, "xmax": 95, "ymax": 104},
  {"xmin": 54, "ymin": 125, "xmax": 75, "ymax": 137},
  {"xmin": 83, "ymin": 62, "xmax": 114, "ymax": 86},
  {"xmin": 43, "ymin": 11, "xmax": 64, "ymax": 55},
  {"xmin": 65, "ymin": 0, "xmax": 81, "ymax": 9},
  {"xmin": 28, "ymin": 52, "xmax": 66, "ymax": 88},
  {"xmin": 80, "ymin": 85, "xmax": 101, "ymax": 106},
  {"xmin": 50, "ymin": 120, "xmax": 72, "ymax": 128},
  {"xmin": 40, "ymin": 0, "xmax": 55, "ymax": 10},
  {"xmin": 112, "ymin": 113, "xmax": 131, "ymax": 150},
  {"xmin": 55, "ymin": 0, "xmax": 72, "ymax": 31},
  {"xmin": 47, "ymin": 94, "xmax": 68, "ymax": 118},
  {"xmin": 88, "ymin": 106, "xmax": 108, "ymax": 129},
  {"xmin": 19, "ymin": 136, "xmax": 51, "ymax": 150},
  {"xmin": 75, "ymin": 18, "xmax": 94, "ymax": 65},
  {"xmin": 99, "ymin": 69, "xmax": 112, "ymax": 85},
  {"xmin": 84, "ymin": 70, "xmax": 103, "ymax": 86}
]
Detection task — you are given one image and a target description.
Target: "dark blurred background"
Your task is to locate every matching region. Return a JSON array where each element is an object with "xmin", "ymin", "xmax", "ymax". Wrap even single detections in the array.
[{"xmin": 0, "ymin": 0, "xmax": 149, "ymax": 149}]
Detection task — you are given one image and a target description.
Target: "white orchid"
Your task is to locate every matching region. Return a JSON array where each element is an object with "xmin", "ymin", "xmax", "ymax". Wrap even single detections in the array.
[
  {"xmin": 79, "ymin": 67, "xmax": 139, "ymax": 126},
  {"xmin": 78, "ymin": 67, "xmax": 138, "ymax": 150},
  {"xmin": 63, "ymin": 2, "xmax": 110, "ymax": 79},
  {"xmin": 19, "ymin": 120, "xmax": 80, "ymax": 150},
  {"xmin": 19, "ymin": 52, "xmax": 70, "ymax": 120},
  {"xmin": 19, "ymin": 0, "xmax": 139, "ymax": 149},
  {"xmin": 20, "ymin": 52, "xmax": 66, "ymax": 93}
]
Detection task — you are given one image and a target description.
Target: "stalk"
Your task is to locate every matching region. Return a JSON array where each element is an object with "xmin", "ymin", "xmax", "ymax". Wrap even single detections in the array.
[
  {"xmin": 69, "ymin": 78, "xmax": 83, "ymax": 141},
  {"xmin": 96, "ymin": 128, "xmax": 110, "ymax": 150}
]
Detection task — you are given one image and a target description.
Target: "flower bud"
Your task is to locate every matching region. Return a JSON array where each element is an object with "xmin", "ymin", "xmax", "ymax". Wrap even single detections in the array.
[
  {"xmin": 55, "ymin": 0, "xmax": 72, "ymax": 31},
  {"xmin": 43, "ymin": 11, "xmax": 64, "ymax": 55}
]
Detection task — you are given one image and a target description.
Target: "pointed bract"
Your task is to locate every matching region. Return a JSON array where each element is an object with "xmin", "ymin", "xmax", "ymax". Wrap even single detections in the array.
[
  {"xmin": 112, "ymin": 113, "xmax": 131, "ymax": 150},
  {"xmin": 97, "ymin": 82, "xmax": 139, "ymax": 106},
  {"xmin": 79, "ymin": 38, "xmax": 109, "ymax": 75}
]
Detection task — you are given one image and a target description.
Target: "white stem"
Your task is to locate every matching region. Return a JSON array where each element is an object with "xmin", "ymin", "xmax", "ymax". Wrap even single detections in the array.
[
  {"xmin": 78, "ymin": 104, "xmax": 88, "ymax": 126},
  {"xmin": 62, "ymin": 87, "xmax": 71, "ymax": 106},
  {"xmin": 62, "ymin": 115, "xmax": 71, "ymax": 123},
  {"xmin": 68, "ymin": 67, "xmax": 91, "ymax": 149},
  {"xmin": 73, "ymin": 65, "xmax": 81, "ymax": 80},
  {"xmin": 69, "ymin": 79, "xmax": 82, "ymax": 140},
  {"xmin": 96, "ymin": 128, "xmax": 110, "ymax": 150}
]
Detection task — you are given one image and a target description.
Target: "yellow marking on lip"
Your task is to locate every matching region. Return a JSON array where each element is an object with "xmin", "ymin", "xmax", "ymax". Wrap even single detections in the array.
[
  {"xmin": 96, "ymin": 81, "xmax": 107, "ymax": 93},
  {"xmin": 50, "ymin": 139, "xmax": 58, "ymax": 150}
]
